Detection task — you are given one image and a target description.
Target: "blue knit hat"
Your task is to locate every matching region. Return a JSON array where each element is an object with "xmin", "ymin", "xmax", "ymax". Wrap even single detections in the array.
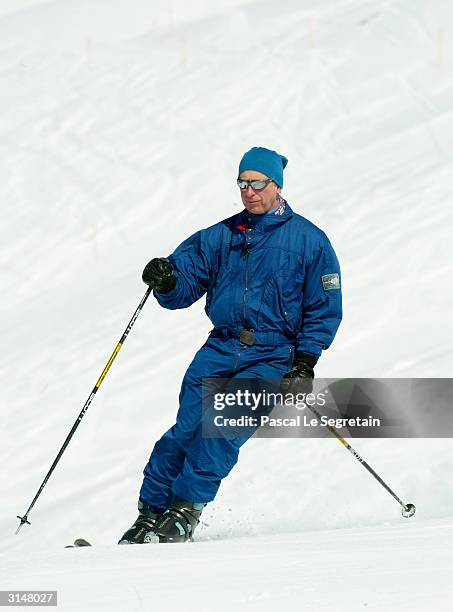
[{"xmin": 238, "ymin": 147, "xmax": 288, "ymax": 187}]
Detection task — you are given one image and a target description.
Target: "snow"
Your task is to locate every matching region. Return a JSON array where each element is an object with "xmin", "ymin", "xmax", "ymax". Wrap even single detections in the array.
[
  {"xmin": 1, "ymin": 0, "xmax": 453, "ymax": 610},
  {"xmin": 4, "ymin": 521, "xmax": 453, "ymax": 611}
]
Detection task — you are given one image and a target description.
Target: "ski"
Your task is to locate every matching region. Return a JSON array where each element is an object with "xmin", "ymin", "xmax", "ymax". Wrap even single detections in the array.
[{"xmin": 65, "ymin": 538, "xmax": 92, "ymax": 548}]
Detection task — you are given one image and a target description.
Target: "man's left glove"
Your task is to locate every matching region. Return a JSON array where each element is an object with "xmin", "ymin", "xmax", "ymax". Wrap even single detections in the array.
[
  {"xmin": 280, "ymin": 352, "xmax": 318, "ymax": 393},
  {"xmin": 142, "ymin": 257, "xmax": 177, "ymax": 293}
]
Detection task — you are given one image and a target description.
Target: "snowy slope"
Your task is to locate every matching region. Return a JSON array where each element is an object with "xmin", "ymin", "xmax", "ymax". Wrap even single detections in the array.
[
  {"xmin": 1, "ymin": 0, "xmax": 453, "ymax": 610},
  {"xmin": 3, "ymin": 520, "xmax": 453, "ymax": 612}
]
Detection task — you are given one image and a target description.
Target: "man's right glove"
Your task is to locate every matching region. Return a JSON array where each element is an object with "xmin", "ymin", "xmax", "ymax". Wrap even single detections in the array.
[
  {"xmin": 142, "ymin": 257, "xmax": 176, "ymax": 293},
  {"xmin": 280, "ymin": 352, "xmax": 318, "ymax": 393}
]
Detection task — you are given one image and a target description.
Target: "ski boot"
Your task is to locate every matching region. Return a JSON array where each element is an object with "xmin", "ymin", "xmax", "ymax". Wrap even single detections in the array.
[
  {"xmin": 152, "ymin": 499, "xmax": 205, "ymax": 543},
  {"xmin": 118, "ymin": 499, "xmax": 164, "ymax": 544}
]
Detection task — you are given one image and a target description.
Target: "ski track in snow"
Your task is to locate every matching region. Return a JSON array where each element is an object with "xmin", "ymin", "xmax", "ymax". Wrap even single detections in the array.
[{"xmin": 1, "ymin": 0, "xmax": 453, "ymax": 610}]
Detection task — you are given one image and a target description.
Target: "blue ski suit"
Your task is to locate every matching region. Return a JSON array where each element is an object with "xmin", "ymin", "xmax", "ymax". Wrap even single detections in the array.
[{"xmin": 140, "ymin": 201, "xmax": 342, "ymax": 507}]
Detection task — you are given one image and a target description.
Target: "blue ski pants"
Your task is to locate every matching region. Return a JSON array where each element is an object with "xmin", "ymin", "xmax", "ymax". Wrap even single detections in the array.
[{"xmin": 139, "ymin": 332, "xmax": 294, "ymax": 507}]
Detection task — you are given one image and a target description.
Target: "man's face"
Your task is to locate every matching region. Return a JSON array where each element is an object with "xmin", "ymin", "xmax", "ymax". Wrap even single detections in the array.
[{"xmin": 238, "ymin": 170, "xmax": 281, "ymax": 215}]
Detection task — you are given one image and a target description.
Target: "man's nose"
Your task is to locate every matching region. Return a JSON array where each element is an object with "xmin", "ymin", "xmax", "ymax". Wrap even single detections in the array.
[{"xmin": 245, "ymin": 185, "xmax": 255, "ymax": 195}]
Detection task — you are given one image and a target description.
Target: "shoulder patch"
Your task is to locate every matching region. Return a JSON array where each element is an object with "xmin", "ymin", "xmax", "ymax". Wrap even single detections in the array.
[{"xmin": 321, "ymin": 273, "xmax": 340, "ymax": 291}]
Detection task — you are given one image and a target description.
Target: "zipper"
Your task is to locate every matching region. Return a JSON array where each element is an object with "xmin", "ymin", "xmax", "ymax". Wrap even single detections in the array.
[
  {"xmin": 234, "ymin": 237, "xmax": 251, "ymax": 373},
  {"xmin": 232, "ymin": 347, "xmax": 243, "ymax": 372},
  {"xmin": 288, "ymin": 345, "xmax": 294, "ymax": 370},
  {"xmin": 243, "ymin": 248, "xmax": 250, "ymax": 325}
]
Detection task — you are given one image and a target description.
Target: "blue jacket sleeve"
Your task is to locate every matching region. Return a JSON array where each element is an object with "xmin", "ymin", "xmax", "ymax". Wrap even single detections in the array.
[
  {"xmin": 296, "ymin": 234, "xmax": 342, "ymax": 357},
  {"xmin": 153, "ymin": 229, "xmax": 214, "ymax": 310}
]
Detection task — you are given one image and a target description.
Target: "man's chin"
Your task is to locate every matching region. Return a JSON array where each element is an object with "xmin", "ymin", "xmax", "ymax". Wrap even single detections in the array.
[{"xmin": 245, "ymin": 202, "xmax": 264, "ymax": 213}]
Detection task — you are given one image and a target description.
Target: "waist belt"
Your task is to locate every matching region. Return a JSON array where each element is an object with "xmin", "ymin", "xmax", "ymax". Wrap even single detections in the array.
[{"xmin": 209, "ymin": 327, "xmax": 294, "ymax": 346}]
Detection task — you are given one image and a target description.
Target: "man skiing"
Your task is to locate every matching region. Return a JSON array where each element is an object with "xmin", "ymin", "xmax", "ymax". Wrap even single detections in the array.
[{"xmin": 119, "ymin": 147, "xmax": 342, "ymax": 544}]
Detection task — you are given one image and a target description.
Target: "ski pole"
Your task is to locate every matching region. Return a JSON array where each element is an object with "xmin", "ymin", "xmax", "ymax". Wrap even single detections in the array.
[
  {"xmin": 308, "ymin": 404, "xmax": 416, "ymax": 518},
  {"xmin": 16, "ymin": 286, "xmax": 153, "ymax": 534}
]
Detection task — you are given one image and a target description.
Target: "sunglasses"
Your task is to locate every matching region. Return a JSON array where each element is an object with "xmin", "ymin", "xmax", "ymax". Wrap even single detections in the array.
[{"xmin": 237, "ymin": 178, "xmax": 274, "ymax": 191}]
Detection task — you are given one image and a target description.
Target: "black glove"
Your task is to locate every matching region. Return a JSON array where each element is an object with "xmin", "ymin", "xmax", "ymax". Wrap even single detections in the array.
[
  {"xmin": 142, "ymin": 257, "xmax": 176, "ymax": 293},
  {"xmin": 280, "ymin": 352, "xmax": 318, "ymax": 393}
]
